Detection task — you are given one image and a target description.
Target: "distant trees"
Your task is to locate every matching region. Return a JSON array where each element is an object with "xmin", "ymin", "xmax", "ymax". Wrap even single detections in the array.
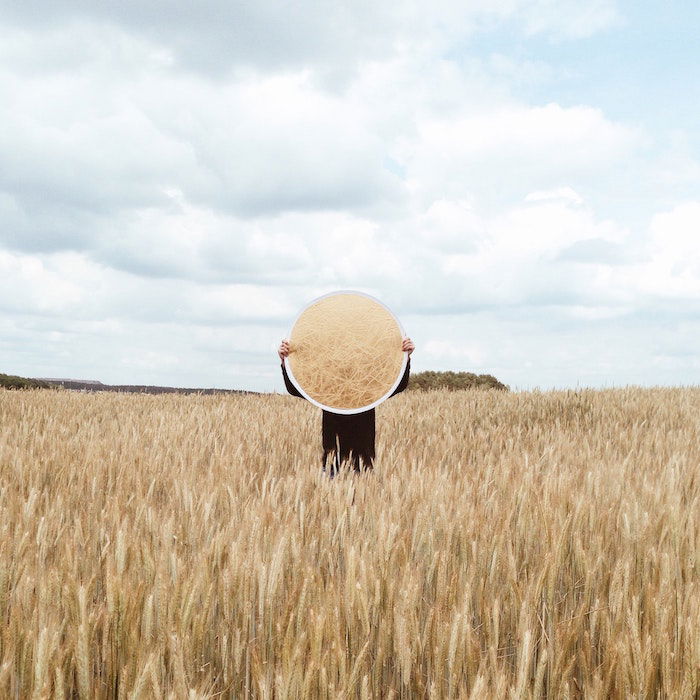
[
  {"xmin": 408, "ymin": 370, "xmax": 508, "ymax": 392},
  {"xmin": 0, "ymin": 373, "xmax": 256, "ymax": 394},
  {"xmin": 1, "ymin": 370, "xmax": 508, "ymax": 393},
  {"xmin": 0, "ymin": 373, "xmax": 53, "ymax": 390}
]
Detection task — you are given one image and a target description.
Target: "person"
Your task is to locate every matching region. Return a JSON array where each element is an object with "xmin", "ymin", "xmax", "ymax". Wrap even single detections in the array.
[{"xmin": 279, "ymin": 337, "xmax": 415, "ymax": 477}]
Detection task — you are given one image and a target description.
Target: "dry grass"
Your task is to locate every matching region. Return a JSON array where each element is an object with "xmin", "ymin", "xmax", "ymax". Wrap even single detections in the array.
[{"xmin": 0, "ymin": 386, "xmax": 698, "ymax": 698}]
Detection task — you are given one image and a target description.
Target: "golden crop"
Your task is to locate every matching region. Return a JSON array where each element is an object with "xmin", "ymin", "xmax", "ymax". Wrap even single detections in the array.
[{"xmin": 0, "ymin": 387, "xmax": 698, "ymax": 698}]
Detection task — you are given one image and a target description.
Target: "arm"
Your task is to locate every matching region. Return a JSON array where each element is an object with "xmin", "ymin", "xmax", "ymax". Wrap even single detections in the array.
[
  {"xmin": 390, "ymin": 357, "xmax": 411, "ymax": 396},
  {"xmin": 281, "ymin": 361, "xmax": 303, "ymax": 398},
  {"xmin": 390, "ymin": 337, "xmax": 415, "ymax": 397},
  {"xmin": 278, "ymin": 339, "xmax": 303, "ymax": 398}
]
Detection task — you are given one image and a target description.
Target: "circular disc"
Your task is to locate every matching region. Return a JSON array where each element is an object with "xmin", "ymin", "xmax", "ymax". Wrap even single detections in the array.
[{"xmin": 285, "ymin": 291, "xmax": 407, "ymax": 414}]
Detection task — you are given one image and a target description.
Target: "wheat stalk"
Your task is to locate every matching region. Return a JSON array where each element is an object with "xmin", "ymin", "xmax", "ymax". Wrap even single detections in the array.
[{"xmin": 0, "ymin": 386, "xmax": 697, "ymax": 696}]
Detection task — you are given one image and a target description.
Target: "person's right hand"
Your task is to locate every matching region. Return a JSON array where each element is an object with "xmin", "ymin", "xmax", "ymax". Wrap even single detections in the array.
[{"xmin": 278, "ymin": 339, "xmax": 291, "ymax": 361}]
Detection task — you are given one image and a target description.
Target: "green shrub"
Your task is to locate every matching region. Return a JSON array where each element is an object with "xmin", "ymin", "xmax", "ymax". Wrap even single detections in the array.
[
  {"xmin": 0, "ymin": 373, "xmax": 53, "ymax": 390},
  {"xmin": 408, "ymin": 370, "xmax": 508, "ymax": 392}
]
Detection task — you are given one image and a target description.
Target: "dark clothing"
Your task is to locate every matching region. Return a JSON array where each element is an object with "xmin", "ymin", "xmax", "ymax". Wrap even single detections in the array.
[{"xmin": 281, "ymin": 358, "xmax": 411, "ymax": 475}]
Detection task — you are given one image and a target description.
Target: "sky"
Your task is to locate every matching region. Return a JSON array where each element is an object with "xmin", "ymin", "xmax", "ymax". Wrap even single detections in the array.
[{"xmin": 1, "ymin": 1, "xmax": 698, "ymax": 392}]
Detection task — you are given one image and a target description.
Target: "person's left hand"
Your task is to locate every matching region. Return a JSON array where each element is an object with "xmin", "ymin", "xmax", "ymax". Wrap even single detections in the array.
[{"xmin": 402, "ymin": 337, "xmax": 415, "ymax": 355}]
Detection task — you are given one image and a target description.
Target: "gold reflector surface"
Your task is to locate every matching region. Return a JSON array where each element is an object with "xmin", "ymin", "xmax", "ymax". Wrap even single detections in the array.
[{"xmin": 287, "ymin": 292, "xmax": 405, "ymax": 413}]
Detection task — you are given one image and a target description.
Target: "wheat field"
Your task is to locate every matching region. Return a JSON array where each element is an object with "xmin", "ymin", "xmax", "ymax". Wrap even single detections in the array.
[{"xmin": 0, "ymin": 386, "xmax": 698, "ymax": 698}]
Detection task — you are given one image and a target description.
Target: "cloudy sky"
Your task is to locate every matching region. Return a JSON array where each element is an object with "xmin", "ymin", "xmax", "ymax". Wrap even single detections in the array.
[{"xmin": 1, "ymin": 1, "xmax": 698, "ymax": 391}]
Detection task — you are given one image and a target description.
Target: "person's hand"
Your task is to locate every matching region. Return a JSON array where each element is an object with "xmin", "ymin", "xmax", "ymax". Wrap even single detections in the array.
[
  {"xmin": 278, "ymin": 339, "xmax": 291, "ymax": 362},
  {"xmin": 402, "ymin": 337, "xmax": 415, "ymax": 355}
]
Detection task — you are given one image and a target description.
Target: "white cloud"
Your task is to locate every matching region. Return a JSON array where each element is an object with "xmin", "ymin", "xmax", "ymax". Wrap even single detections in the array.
[
  {"xmin": 566, "ymin": 305, "xmax": 631, "ymax": 320},
  {"xmin": 401, "ymin": 103, "xmax": 641, "ymax": 210},
  {"xmin": 516, "ymin": 0, "xmax": 620, "ymax": 39},
  {"xmin": 3, "ymin": 0, "xmax": 700, "ymax": 391},
  {"xmin": 0, "ymin": 1, "xmax": 620, "ymax": 74},
  {"xmin": 424, "ymin": 339, "xmax": 485, "ymax": 366},
  {"xmin": 525, "ymin": 187, "xmax": 583, "ymax": 205},
  {"xmin": 654, "ymin": 132, "xmax": 700, "ymax": 187},
  {"xmin": 0, "ymin": 55, "xmax": 404, "ymax": 246},
  {"xmin": 635, "ymin": 202, "xmax": 700, "ymax": 299},
  {"xmin": 413, "ymin": 196, "xmax": 631, "ymax": 313},
  {"xmin": 412, "ymin": 104, "xmax": 636, "ymax": 164},
  {"xmin": 649, "ymin": 203, "xmax": 700, "ymax": 266},
  {"xmin": 0, "ymin": 251, "xmax": 84, "ymax": 313}
]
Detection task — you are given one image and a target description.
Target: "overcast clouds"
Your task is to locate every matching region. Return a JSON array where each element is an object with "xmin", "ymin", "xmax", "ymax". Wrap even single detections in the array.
[{"xmin": 1, "ymin": 0, "xmax": 698, "ymax": 391}]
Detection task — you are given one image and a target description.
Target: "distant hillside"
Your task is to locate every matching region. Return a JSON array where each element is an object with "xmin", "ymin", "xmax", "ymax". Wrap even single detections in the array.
[
  {"xmin": 1, "ymin": 373, "xmax": 254, "ymax": 395},
  {"xmin": 408, "ymin": 370, "xmax": 508, "ymax": 392},
  {"xmin": 0, "ymin": 373, "xmax": 54, "ymax": 390},
  {"xmin": 39, "ymin": 379, "xmax": 255, "ymax": 395},
  {"xmin": 3, "ymin": 370, "xmax": 507, "ymax": 395}
]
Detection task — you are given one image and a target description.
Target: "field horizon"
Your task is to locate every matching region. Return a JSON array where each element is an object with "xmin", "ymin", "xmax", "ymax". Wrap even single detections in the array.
[{"xmin": 1, "ymin": 385, "xmax": 698, "ymax": 698}]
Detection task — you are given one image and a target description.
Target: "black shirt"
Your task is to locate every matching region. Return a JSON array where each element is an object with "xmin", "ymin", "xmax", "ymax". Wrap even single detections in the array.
[{"xmin": 281, "ymin": 358, "xmax": 411, "ymax": 471}]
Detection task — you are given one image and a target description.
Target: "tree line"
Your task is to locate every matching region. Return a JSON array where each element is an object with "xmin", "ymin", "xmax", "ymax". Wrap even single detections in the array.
[
  {"xmin": 408, "ymin": 370, "xmax": 508, "ymax": 391},
  {"xmin": 2, "ymin": 370, "xmax": 509, "ymax": 393}
]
